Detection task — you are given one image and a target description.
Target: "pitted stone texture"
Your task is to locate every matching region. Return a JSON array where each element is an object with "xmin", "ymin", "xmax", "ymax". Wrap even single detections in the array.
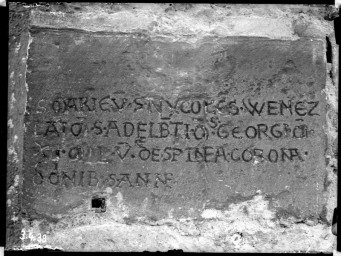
[{"xmin": 20, "ymin": 195, "xmax": 334, "ymax": 252}]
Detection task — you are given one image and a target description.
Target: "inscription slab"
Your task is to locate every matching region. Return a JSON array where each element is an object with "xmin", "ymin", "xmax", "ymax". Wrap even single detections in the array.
[{"xmin": 23, "ymin": 27, "xmax": 327, "ymax": 221}]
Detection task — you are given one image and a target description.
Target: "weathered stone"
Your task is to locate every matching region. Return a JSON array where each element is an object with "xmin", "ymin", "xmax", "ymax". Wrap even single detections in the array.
[{"xmin": 7, "ymin": 3, "xmax": 338, "ymax": 252}]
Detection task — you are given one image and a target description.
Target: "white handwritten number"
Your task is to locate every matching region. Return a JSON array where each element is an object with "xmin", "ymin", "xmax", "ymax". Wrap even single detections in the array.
[
  {"xmin": 28, "ymin": 230, "xmax": 36, "ymax": 241},
  {"xmin": 37, "ymin": 233, "xmax": 42, "ymax": 243},
  {"xmin": 19, "ymin": 230, "xmax": 47, "ymax": 243},
  {"xmin": 19, "ymin": 230, "xmax": 26, "ymax": 240},
  {"xmin": 37, "ymin": 233, "xmax": 47, "ymax": 243}
]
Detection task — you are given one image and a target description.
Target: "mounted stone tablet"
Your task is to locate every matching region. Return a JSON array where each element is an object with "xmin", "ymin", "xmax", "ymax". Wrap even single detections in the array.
[{"xmin": 7, "ymin": 3, "xmax": 338, "ymax": 253}]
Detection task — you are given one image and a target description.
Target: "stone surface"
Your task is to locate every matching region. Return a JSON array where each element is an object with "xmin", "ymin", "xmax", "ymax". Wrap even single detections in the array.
[
  {"xmin": 7, "ymin": 3, "xmax": 338, "ymax": 252},
  {"xmin": 25, "ymin": 28, "xmax": 327, "ymax": 220}
]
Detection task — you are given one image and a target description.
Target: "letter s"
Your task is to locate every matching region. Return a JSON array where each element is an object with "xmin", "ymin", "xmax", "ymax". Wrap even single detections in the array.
[{"xmin": 37, "ymin": 99, "xmax": 47, "ymax": 113}]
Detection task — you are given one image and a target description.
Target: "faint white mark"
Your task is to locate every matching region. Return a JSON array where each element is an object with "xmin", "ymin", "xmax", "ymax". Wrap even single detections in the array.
[
  {"xmin": 7, "ymin": 119, "xmax": 14, "ymax": 128},
  {"xmin": 15, "ymin": 43, "xmax": 21, "ymax": 54},
  {"xmin": 14, "ymin": 175, "xmax": 19, "ymax": 187},
  {"xmin": 7, "ymin": 186, "xmax": 15, "ymax": 195},
  {"xmin": 10, "ymin": 93, "xmax": 16, "ymax": 110},
  {"xmin": 105, "ymin": 187, "xmax": 113, "ymax": 194},
  {"xmin": 84, "ymin": 162, "xmax": 108, "ymax": 165},
  {"xmin": 168, "ymin": 208, "xmax": 174, "ymax": 218},
  {"xmin": 253, "ymin": 158, "xmax": 260, "ymax": 165},
  {"xmin": 116, "ymin": 192, "xmax": 123, "ymax": 207},
  {"xmin": 33, "ymin": 142, "xmax": 50, "ymax": 156},
  {"xmin": 142, "ymin": 198, "xmax": 148, "ymax": 211},
  {"xmin": 231, "ymin": 233, "xmax": 243, "ymax": 246},
  {"xmin": 74, "ymin": 36, "xmax": 86, "ymax": 45},
  {"xmin": 8, "ymin": 145, "xmax": 18, "ymax": 163},
  {"xmin": 7, "ymin": 175, "xmax": 19, "ymax": 195},
  {"xmin": 24, "ymin": 33, "xmax": 33, "ymax": 93}
]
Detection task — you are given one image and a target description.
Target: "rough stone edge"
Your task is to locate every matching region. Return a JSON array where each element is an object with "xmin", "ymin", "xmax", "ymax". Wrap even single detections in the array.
[
  {"xmin": 324, "ymin": 19, "xmax": 339, "ymax": 235},
  {"xmin": 7, "ymin": 3, "xmax": 31, "ymax": 250},
  {"xmin": 28, "ymin": 3, "xmax": 336, "ymax": 41},
  {"xmin": 18, "ymin": 194, "xmax": 336, "ymax": 252},
  {"xmin": 6, "ymin": 2, "xmax": 339, "ymax": 252}
]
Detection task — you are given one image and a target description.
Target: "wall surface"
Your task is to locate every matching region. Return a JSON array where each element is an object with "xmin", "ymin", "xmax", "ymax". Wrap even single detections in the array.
[{"xmin": 7, "ymin": 3, "xmax": 338, "ymax": 252}]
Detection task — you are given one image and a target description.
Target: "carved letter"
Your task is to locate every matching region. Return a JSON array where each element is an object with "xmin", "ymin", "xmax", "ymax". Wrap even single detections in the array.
[
  {"xmin": 88, "ymin": 171, "xmax": 99, "ymax": 186},
  {"xmin": 135, "ymin": 173, "xmax": 150, "ymax": 187},
  {"xmin": 154, "ymin": 173, "xmax": 173, "ymax": 188},
  {"xmin": 116, "ymin": 173, "xmax": 133, "ymax": 187}
]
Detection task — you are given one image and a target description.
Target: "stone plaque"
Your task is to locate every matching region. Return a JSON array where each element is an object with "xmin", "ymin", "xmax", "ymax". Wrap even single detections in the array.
[{"xmin": 24, "ymin": 27, "xmax": 326, "ymax": 222}]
